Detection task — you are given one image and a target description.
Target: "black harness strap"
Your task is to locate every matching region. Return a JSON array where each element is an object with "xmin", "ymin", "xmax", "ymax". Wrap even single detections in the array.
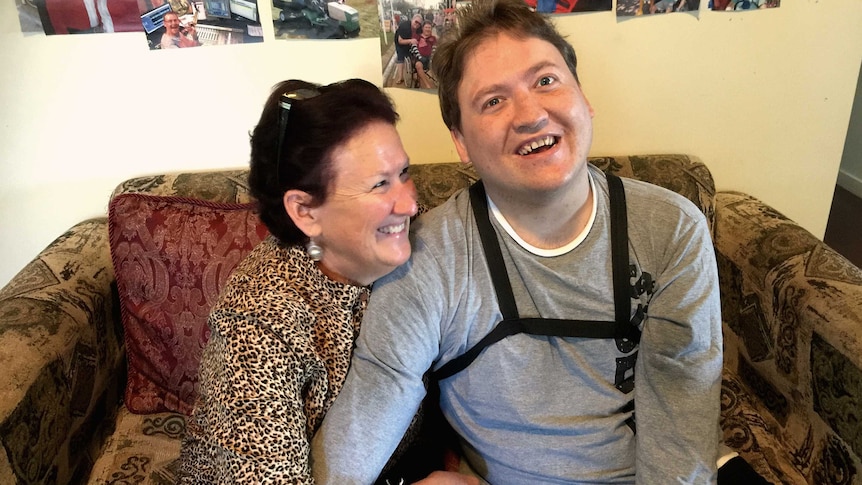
[
  {"xmin": 608, "ymin": 173, "xmax": 633, "ymax": 340},
  {"xmin": 432, "ymin": 173, "xmax": 640, "ymax": 382}
]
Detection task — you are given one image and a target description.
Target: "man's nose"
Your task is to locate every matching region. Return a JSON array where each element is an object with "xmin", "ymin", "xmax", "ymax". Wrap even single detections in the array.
[{"xmin": 512, "ymin": 90, "xmax": 549, "ymax": 134}]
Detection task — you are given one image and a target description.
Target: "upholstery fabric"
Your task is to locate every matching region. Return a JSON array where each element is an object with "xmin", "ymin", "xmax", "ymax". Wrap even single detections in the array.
[
  {"xmin": 716, "ymin": 191, "xmax": 862, "ymax": 484},
  {"xmin": 88, "ymin": 409, "xmax": 186, "ymax": 484},
  {"xmin": 3, "ymin": 155, "xmax": 860, "ymax": 485},
  {"xmin": 108, "ymin": 194, "xmax": 268, "ymax": 414},
  {"xmin": 0, "ymin": 218, "xmax": 121, "ymax": 485}
]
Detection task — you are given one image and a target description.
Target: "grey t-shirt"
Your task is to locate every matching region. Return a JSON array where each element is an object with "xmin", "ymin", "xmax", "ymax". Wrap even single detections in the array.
[{"xmin": 312, "ymin": 165, "xmax": 722, "ymax": 484}]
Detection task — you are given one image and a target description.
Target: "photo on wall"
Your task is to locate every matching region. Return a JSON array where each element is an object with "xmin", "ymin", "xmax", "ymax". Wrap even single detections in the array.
[
  {"xmin": 29, "ymin": 0, "xmax": 144, "ymax": 34},
  {"xmin": 709, "ymin": 0, "xmax": 779, "ymax": 10},
  {"xmin": 617, "ymin": 0, "xmax": 699, "ymax": 17},
  {"xmin": 270, "ymin": 0, "xmax": 380, "ymax": 40},
  {"xmin": 380, "ymin": 2, "xmax": 442, "ymax": 90},
  {"xmin": 527, "ymin": 0, "xmax": 610, "ymax": 14},
  {"xmin": 379, "ymin": 0, "xmax": 610, "ymax": 91},
  {"xmin": 139, "ymin": 0, "xmax": 264, "ymax": 49}
]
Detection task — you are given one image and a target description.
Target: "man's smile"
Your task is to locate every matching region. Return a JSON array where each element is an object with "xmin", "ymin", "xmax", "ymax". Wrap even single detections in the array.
[{"xmin": 517, "ymin": 135, "xmax": 558, "ymax": 156}]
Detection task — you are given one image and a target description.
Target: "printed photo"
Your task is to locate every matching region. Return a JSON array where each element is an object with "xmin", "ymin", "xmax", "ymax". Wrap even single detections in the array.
[
  {"xmin": 139, "ymin": 0, "xmax": 263, "ymax": 49},
  {"xmin": 380, "ymin": 3, "xmax": 443, "ymax": 90},
  {"xmin": 271, "ymin": 0, "xmax": 380, "ymax": 40},
  {"xmin": 524, "ymin": 0, "xmax": 611, "ymax": 15},
  {"xmin": 32, "ymin": 0, "xmax": 143, "ymax": 34},
  {"xmin": 709, "ymin": 0, "xmax": 779, "ymax": 10},
  {"xmin": 617, "ymin": 0, "xmax": 699, "ymax": 17}
]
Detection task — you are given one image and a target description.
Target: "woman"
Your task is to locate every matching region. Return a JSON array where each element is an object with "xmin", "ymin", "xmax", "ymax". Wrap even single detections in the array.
[{"xmin": 177, "ymin": 79, "xmax": 447, "ymax": 483}]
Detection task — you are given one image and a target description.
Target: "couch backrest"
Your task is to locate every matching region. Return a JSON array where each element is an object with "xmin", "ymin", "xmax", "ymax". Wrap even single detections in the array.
[
  {"xmin": 112, "ymin": 155, "xmax": 716, "ymax": 227},
  {"xmin": 108, "ymin": 154, "xmax": 715, "ymax": 414}
]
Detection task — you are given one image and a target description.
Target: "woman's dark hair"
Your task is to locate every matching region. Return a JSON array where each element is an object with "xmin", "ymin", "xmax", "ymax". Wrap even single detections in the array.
[
  {"xmin": 433, "ymin": 0, "xmax": 579, "ymax": 131},
  {"xmin": 248, "ymin": 78, "xmax": 399, "ymax": 246}
]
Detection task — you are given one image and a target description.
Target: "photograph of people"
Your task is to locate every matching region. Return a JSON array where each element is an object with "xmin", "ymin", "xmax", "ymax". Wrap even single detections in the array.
[
  {"xmin": 139, "ymin": 0, "xmax": 264, "ymax": 49},
  {"xmin": 31, "ymin": 0, "xmax": 142, "ymax": 34}
]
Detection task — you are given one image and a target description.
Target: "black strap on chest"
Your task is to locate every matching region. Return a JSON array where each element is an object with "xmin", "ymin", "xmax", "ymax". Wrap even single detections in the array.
[{"xmin": 431, "ymin": 173, "xmax": 641, "ymax": 382}]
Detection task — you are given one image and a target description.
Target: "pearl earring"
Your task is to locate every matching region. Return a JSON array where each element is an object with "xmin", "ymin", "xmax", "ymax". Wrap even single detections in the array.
[{"xmin": 306, "ymin": 239, "xmax": 323, "ymax": 261}]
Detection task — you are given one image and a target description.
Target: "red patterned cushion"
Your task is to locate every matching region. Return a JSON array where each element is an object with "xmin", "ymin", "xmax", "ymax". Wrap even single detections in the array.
[{"xmin": 108, "ymin": 194, "xmax": 268, "ymax": 414}]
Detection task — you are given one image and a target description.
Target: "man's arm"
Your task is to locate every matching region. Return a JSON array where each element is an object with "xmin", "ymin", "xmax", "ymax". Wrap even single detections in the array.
[
  {"xmin": 311, "ymin": 256, "xmax": 445, "ymax": 484},
  {"xmin": 634, "ymin": 211, "xmax": 723, "ymax": 484}
]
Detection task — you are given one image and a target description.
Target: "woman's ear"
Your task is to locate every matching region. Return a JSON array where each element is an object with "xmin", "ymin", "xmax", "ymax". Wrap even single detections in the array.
[{"xmin": 283, "ymin": 190, "xmax": 321, "ymax": 238}]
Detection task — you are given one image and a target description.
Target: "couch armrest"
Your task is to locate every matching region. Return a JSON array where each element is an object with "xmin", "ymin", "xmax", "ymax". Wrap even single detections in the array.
[
  {"xmin": 715, "ymin": 191, "xmax": 862, "ymax": 481},
  {"xmin": 0, "ymin": 218, "xmax": 125, "ymax": 484}
]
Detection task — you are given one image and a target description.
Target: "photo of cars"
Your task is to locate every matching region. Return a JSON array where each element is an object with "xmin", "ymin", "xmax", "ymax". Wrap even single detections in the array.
[{"xmin": 272, "ymin": 0, "xmax": 377, "ymax": 40}]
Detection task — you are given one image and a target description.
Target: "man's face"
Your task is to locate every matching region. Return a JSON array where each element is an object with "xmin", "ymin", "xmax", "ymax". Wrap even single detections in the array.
[
  {"xmin": 412, "ymin": 15, "xmax": 422, "ymax": 30},
  {"xmin": 450, "ymin": 32, "xmax": 594, "ymax": 202},
  {"xmin": 163, "ymin": 13, "xmax": 180, "ymax": 35}
]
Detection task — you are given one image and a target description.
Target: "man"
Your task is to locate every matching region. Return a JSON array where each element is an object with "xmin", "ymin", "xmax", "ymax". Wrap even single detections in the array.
[
  {"xmin": 312, "ymin": 0, "xmax": 724, "ymax": 483},
  {"xmin": 393, "ymin": 14, "xmax": 422, "ymax": 85},
  {"xmin": 160, "ymin": 11, "xmax": 200, "ymax": 49}
]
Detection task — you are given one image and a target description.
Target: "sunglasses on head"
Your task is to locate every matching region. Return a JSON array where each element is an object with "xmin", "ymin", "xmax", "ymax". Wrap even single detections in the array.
[{"xmin": 276, "ymin": 88, "xmax": 321, "ymax": 185}]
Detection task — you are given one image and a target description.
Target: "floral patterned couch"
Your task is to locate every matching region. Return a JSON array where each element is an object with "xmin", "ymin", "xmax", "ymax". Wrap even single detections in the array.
[{"xmin": 0, "ymin": 155, "xmax": 860, "ymax": 485}]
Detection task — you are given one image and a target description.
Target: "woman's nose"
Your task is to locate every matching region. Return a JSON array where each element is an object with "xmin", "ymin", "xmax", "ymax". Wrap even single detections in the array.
[{"xmin": 396, "ymin": 180, "xmax": 419, "ymax": 216}]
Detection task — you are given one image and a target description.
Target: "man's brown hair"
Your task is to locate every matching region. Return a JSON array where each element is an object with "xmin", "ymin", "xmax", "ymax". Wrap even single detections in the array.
[{"xmin": 433, "ymin": 0, "xmax": 579, "ymax": 131}]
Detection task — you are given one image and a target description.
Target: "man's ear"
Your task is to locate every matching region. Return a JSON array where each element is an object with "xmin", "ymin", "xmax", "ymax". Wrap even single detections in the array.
[
  {"xmin": 283, "ymin": 190, "xmax": 321, "ymax": 238},
  {"xmin": 450, "ymin": 128, "xmax": 470, "ymax": 165},
  {"xmin": 584, "ymin": 92, "xmax": 595, "ymax": 118}
]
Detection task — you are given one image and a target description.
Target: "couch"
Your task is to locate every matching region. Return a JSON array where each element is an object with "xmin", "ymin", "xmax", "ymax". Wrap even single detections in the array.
[{"xmin": 0, "ymin": 155, "xmax": 860, "ymax": 484}]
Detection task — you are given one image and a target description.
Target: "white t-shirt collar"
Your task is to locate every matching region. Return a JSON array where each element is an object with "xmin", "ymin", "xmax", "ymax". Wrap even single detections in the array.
[{"xmin": 487, "ymin": 170, "xmax": 597, "ymax": 258}]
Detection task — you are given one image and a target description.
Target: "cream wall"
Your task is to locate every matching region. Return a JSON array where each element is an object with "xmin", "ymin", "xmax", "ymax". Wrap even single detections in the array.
[{"xmin": 1, "ymin": 1, "xmax": 861, "ymax": 288}]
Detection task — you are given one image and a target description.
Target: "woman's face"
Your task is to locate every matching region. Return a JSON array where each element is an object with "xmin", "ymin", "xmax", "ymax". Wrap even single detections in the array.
[{"xmin": 310, "ymin": 121, "xmax": 418, "ymax": 286}]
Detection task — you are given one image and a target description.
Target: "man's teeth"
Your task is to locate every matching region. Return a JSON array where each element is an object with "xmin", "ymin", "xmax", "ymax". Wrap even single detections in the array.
[
  {"xmin": 379, "ymin": 222, "xmax": 406, "ymax": 234},
  {"xmin": 518, "ymin": 136, "xmax": 556, "ymax": 155}
]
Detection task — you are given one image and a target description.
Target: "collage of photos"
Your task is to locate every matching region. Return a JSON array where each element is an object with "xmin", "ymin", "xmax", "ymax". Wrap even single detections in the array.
[
  {"xmin": 13, "ymin": 0, "xmax": 780, "ymax": 56},
  {"xmin": 617, "ymin": 0, "xmax": 777, "ymax": 16},
  {"xmin": 18, "ymin": 0, "xmax": 264, "ymax": 48},
  {"xmin": 378, "ymin": 0, "xmax": 779, "ymax": 91}
]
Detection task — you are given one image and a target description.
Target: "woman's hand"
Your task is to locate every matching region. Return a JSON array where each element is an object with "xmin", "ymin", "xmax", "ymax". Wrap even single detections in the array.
[{"xmin": 413, "ymin": 471, "xmax": 480, "ymax": 485}]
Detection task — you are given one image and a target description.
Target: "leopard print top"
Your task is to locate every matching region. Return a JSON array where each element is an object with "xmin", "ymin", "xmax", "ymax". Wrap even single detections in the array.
[{"xmin": 177, "ymin": 236, "xmax": 371, "ymax": 483}]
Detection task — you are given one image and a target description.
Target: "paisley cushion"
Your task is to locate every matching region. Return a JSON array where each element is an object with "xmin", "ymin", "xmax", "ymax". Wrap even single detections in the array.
[{"xmin": 108, "ymin": 194, "xmax": 268, "ymax": 414}]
